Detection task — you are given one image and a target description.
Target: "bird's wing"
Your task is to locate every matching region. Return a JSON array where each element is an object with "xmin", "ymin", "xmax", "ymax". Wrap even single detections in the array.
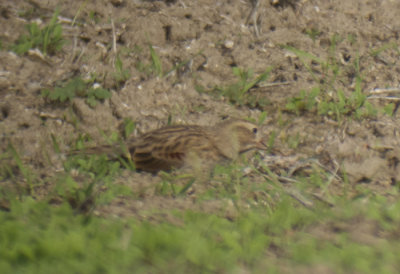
[{"xmin": 129, "ymin": 125, "xmax": 212, "ymax": 172}]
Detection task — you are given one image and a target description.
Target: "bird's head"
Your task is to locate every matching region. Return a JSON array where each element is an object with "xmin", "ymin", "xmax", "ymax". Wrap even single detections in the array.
[{"xmin": 215, "ymin": 119, "xmax": 267, "ymax": 158}]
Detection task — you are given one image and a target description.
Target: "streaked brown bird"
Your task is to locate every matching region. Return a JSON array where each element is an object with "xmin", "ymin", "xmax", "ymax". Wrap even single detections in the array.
[{"xmin": 73, "ymin": 119, "xmax": 267, "ymax": 173}]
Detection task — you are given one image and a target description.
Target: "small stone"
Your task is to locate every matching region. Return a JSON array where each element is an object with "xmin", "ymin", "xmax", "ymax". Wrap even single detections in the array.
[
  {"xmin": 285, "ymin": 51, "xmax": 297, "ymax": 58},
  {"xmin": 224, "ymin": 40, "xmax": 234, "ymax": 49},
  {"xmin": 92, "ymin": 83, "xmax": 102, "ymax": 89}
]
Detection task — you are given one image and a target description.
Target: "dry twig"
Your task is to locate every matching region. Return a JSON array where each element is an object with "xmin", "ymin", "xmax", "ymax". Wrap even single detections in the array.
[
  {"xmin": 246, "ymin": 0, "xmax": 261, "ymax": 37},
  {"xmin": 368, "ymin": 87, "xmax": 400, "ymax": 94}
]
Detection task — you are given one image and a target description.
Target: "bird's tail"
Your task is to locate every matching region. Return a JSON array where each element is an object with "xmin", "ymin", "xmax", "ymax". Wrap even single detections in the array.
[{"xmin": 68, "ymin": 143, "xmax": 132, "ymax": 160}]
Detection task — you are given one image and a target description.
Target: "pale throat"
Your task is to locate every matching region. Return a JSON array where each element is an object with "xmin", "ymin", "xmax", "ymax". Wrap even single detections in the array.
[{"xmin": 213, "ymin": 127, "xmax": 240, "ymax": 160}]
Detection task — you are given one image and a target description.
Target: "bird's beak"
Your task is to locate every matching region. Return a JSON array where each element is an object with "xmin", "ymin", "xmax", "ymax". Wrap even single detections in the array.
[{"xmin": 256, "ymin": 140, "xmax": 268, "ymax": 150}]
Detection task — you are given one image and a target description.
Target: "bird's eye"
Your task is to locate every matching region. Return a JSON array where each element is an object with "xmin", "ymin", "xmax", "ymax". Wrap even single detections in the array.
[{"xmin": 252, "ymin": 128, "xmax": 258, "ymax": 134}]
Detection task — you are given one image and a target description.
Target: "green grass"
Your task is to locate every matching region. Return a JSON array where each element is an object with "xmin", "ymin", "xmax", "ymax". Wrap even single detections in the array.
[
  {"xmin": 1, "ymin": 181, "xmax": 400, "ymax": 273},
  {"xmin": 283, "ymin": 35, "xmax": 382, "ymax": 121},
  {"xmin": 135, "ymin": 44, "xmax": 202, "ymax": 79},
  {"xmin": 41, "ymin": 76, "xmax": 111, "ymax": 107},
  {"xmin": 113, "ymin": 54, "xmax": 131, "ymax": 88},
  {"xmin": 11, "ymin": 9, "xmax": 65, "ymax": 55},
  {"xmin": 196, "ymin": 66, "xmax": 272, "ymax": 109},
  {"xmin": 2, "ymin": 142, "xmax": 400, "ymax": 273}
]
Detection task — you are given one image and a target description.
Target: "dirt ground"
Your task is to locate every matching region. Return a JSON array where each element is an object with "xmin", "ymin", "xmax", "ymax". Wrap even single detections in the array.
[{"xmin": 1, "ymin": 0, "xmax": 400, "ymax": 219}]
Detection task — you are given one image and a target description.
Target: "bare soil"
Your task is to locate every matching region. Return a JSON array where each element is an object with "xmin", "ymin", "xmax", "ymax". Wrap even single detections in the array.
[{"xmin": 1, "ymin": 0, "xmax": 400, "ymax": 221}]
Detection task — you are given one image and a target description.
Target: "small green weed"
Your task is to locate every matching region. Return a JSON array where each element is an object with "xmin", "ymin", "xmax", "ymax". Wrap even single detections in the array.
[
  {"xmin": 0, "ymin": 149, "xmax": 14, "ymax": 182},
  {"xmin": 304, "ymin": 28, "xmax": 321, "ymax": 42},
  {"xmin": 42, "ymin": 76, "xmax": 111, "ymax": 107},
  {"xmin": 257, "ymin": 111, "xmax": 268, "ymax": 125},
  {"xmin": 284, "ymin": 36, "xmax": 379, "ymax": 120},
  {"xmin": 149, "ymin": 44, "xmax": 163, "ymax": 77},
  {"xmin": 88, "ymin": 11, "xmax": 101, "ymax": 24},
  {"xmin": 136, "ymin": 44, "xmax": 201, "ymax": 79},
  {"xmin": 383, "ymin": 103, "xmax": 395, "ymax": 116},
  {"xmin": 0, "ymin": 145, "xmax": 40, "ymax": 197},
  {"xmin": 200, "ymin": 160, "xmax": 266, "ymax": 205},
  {"xmin": 70, "ymin": 130, "xmax": 136, "ymax": 171},
  {"xmin": 50, "ymin": 133, "xmax": 131, "ymax": 213},
  {"xmin": 71, "ymin": 1, "xmax": 88, "ymax": 27},
  {"xmin": 11, "ymin": 9, "xmax": 65, "ymax": 55},
  {"xmin": 134, "ymin": 45, "xmax": 166, "ymax": 77},
  {"xmin": 286, "ymin": 85, "xmax": 376, "ymax": 121},
  {"xmin": 121, "ymin": 117, "xmax": 136, "ymax": 139},
  {"xmin": 318, "ymin": 84, "xmax": 377, "ymax": 120},
  {"xmin": 57, "ymin": 153, "xmax": 131, "ymax": 213},
  {"xmin": 70, "ymin": 133, "xmax": 93, "ymax": 151},
  {"xmin": 113, "ymin": 54, "xmax": 131, "ymax": 88},
  {"xmin": 156, "ymin": 172, "xmax": 196, "ymax": 197},
  {"xmin": 286, "ymin": 87, "xmax": 319, "ymax": 115},
  {"xmin": 287, "ymin": 132, "xmax": 301, "ymax": 149},
  {"xmin": 196, "ymin": 67, "xmax": 271, "ymax": 108}
]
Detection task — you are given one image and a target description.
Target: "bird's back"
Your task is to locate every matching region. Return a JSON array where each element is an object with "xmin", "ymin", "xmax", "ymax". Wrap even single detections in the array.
[{"xmin": 128, "ymin": 125, "xmax": 224, "ymax": 172}]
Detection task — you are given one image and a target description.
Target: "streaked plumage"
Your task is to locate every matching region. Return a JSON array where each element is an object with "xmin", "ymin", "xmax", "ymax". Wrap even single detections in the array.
[{"xmin": 73, "ymin": 119, "xmax": 267, "ymax": 172}]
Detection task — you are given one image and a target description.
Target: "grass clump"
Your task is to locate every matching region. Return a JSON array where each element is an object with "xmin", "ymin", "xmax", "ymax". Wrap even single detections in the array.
[
  {"xmin": 0, "ymin": 144, "xmax": 42, "ymax": 199},
  {"xmin": 11, "ymin": 9, "xmax": 65, "ymax": 56},
  {"xmin": 41, "ymin": 76, "xmax": 111, "ymax": 107},
  {"xmin": 284, "ymin": 35, "xmax": 378, "ymax": 121},
  {"xmin": 285, "ymin": 82, "xmax": 376, "ymax": 120},
  {"xmin": 196, "ymin": 67, "xmax": 271, "ymax": 109},
  {"xmin": 135, "ymin": 44, "xmax": 202, "ymax": 79},
  {"xmin": 0, "ymin": 138, "xmax": 131, "ymax": 215},
  {"xmin": 2, "ymin": 182, "xmax": 400, "ymax": 273},
  {"xmin": 57, "ymin": 153, "xmax": 130, "ymax": 213},
  {"xmin": 113, "ymin": 54, "xmax": 131, "ymax": 88}
]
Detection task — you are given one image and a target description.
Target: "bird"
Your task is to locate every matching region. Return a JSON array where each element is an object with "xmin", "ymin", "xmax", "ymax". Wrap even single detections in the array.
[{"xmin": 71, "ymin": 119, "xmax": 267, "ymax": 173}]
